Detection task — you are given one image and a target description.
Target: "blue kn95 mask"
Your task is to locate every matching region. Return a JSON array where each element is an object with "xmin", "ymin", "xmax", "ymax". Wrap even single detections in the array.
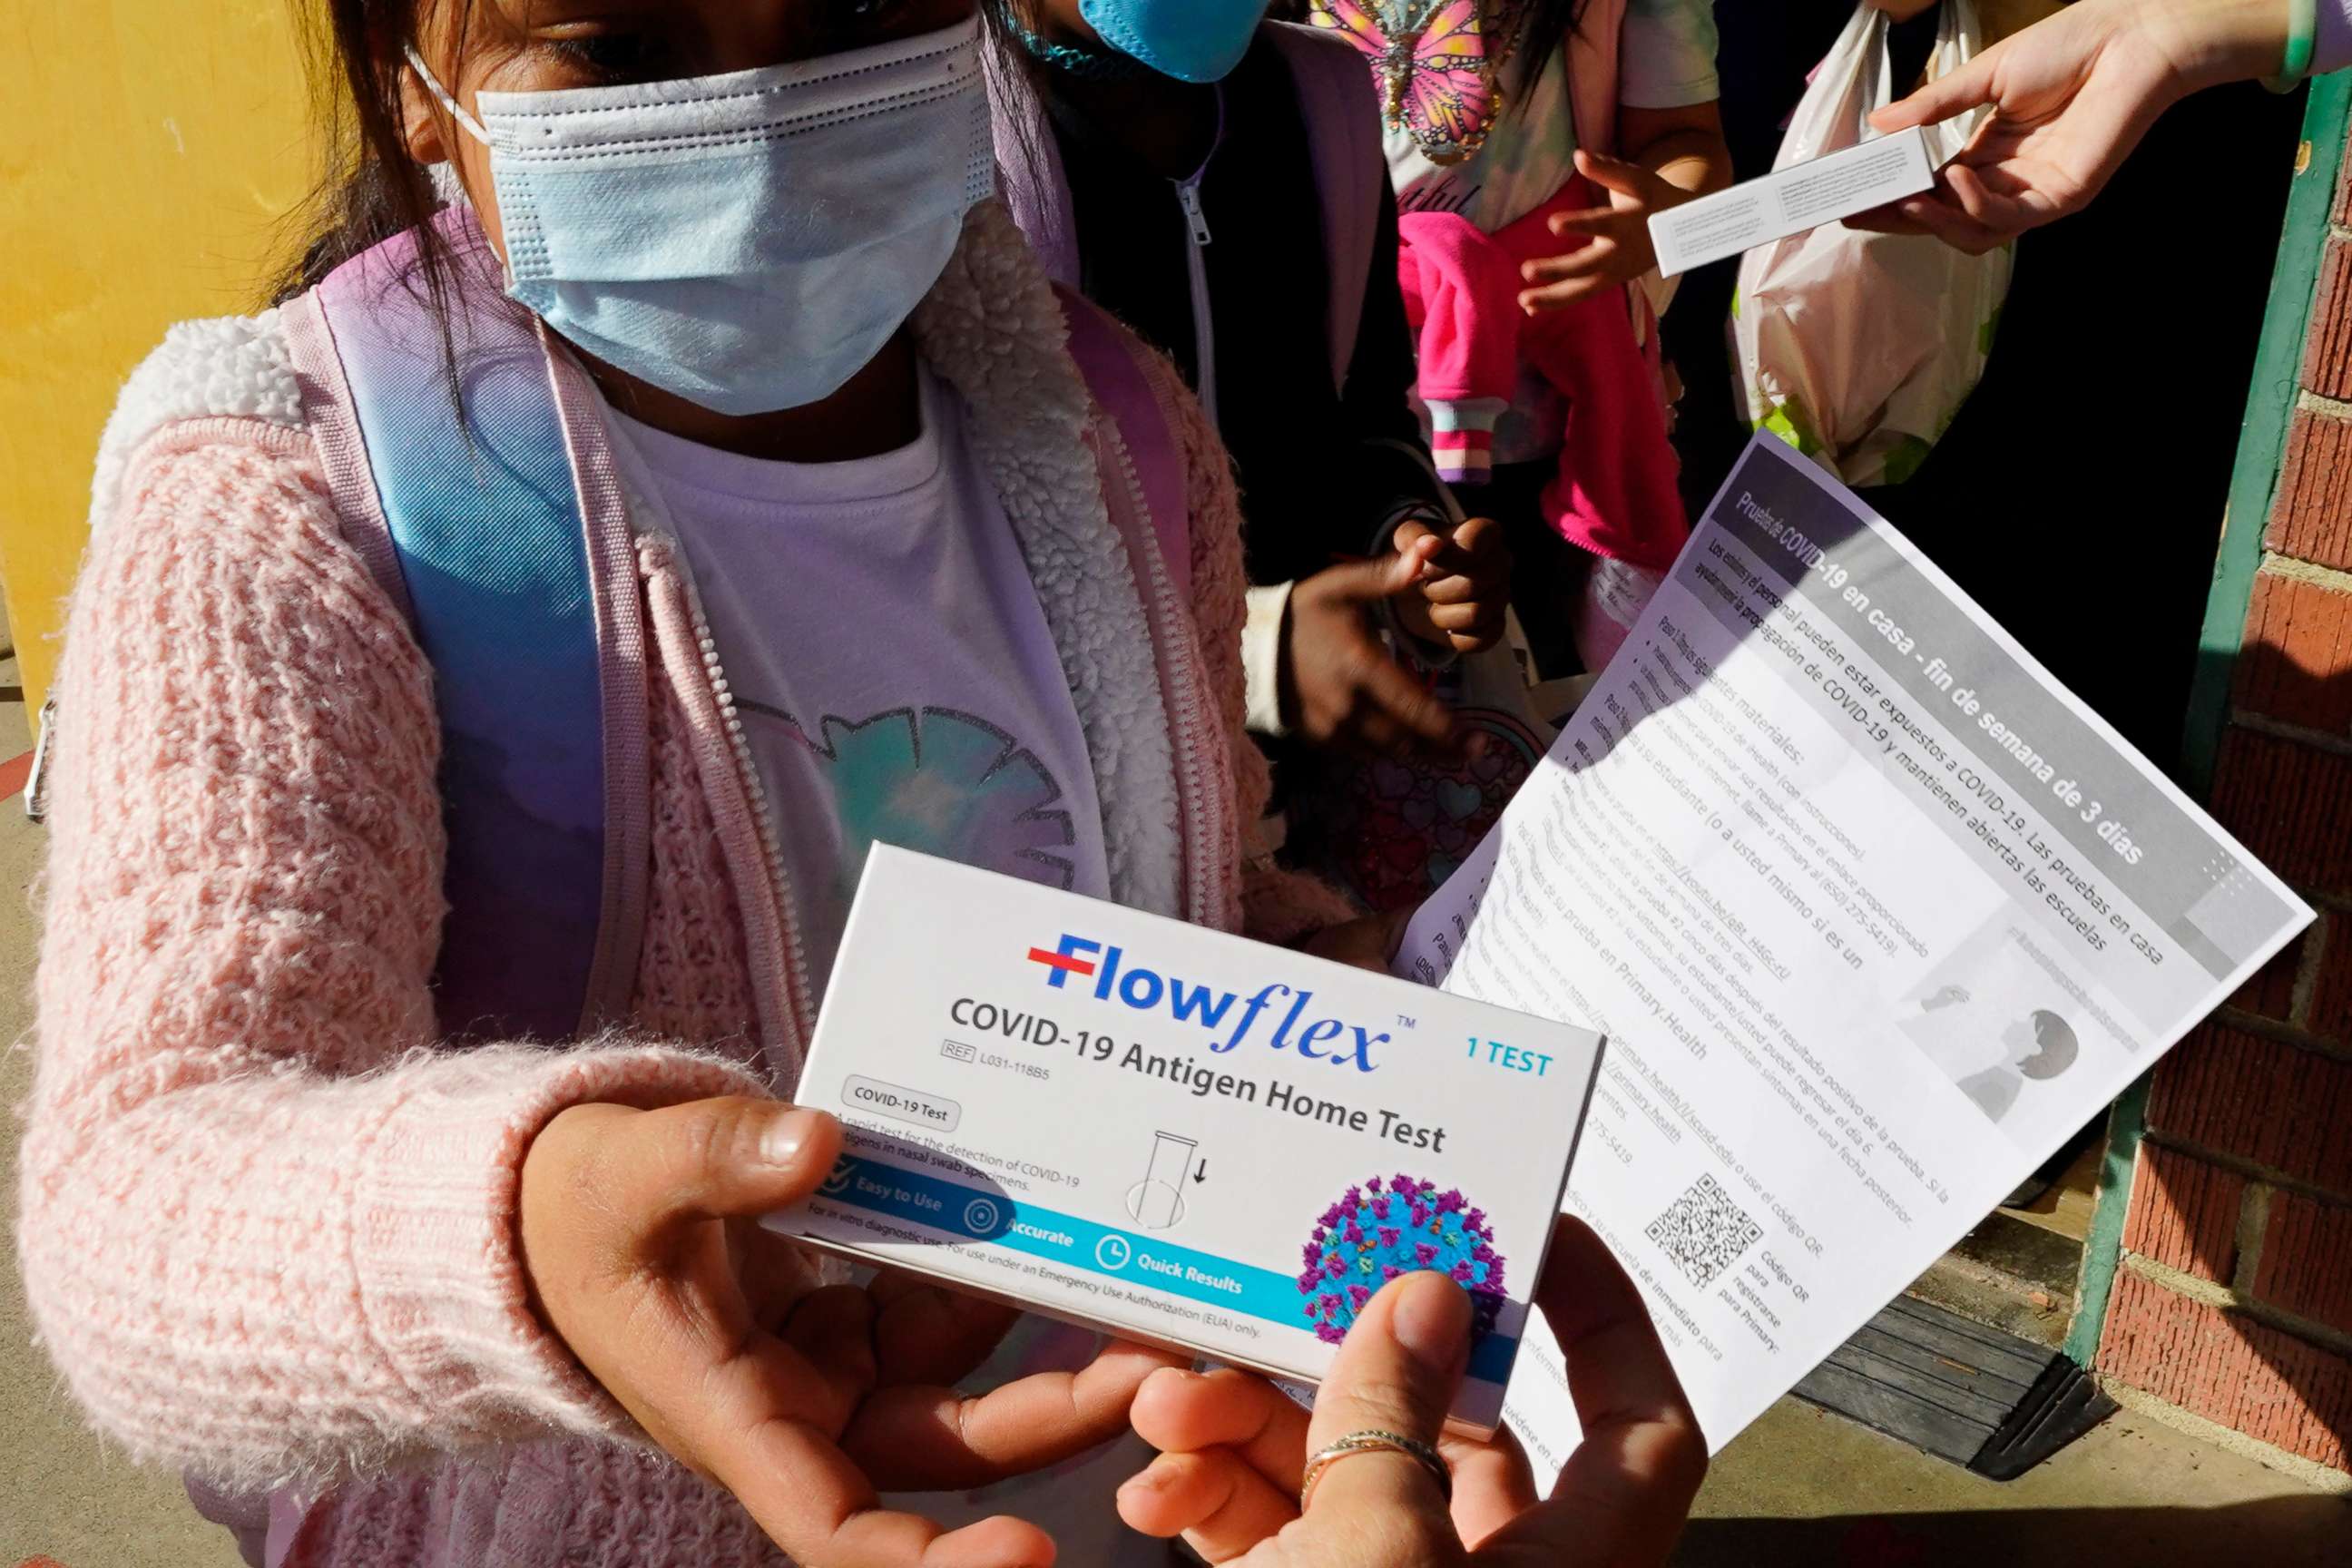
[
  {"xmin": 1079, "ymin": 0, "xmax": 1269, "ymax": 83},
  {"xmin": 407, "ymin": 18, "xmax": 994, "ymax": 416}
]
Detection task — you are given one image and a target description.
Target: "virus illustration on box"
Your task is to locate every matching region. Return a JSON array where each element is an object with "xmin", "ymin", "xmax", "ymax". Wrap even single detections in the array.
[{"xmin": 1298, "ymin": 1173, "xmax": 1506, "ymax": 1345}]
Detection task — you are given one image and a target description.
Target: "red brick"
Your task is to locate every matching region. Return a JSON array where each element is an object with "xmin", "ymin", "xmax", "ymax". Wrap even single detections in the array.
[
  {"xmin": 2145, "ymin": 1021, "xmax": 2352, "ymax": 1193},
  {"xmin": 2254, "ymin": 1190, "xmax": 2352, "ymax": 1336},
  {"xmin": 2098, "ymin": 1269, "xmax": 2352, "ymax": 1471},
  {"xmin": 2122, "ymin": 1143, "xmax": 2247, "ymax": 1282},
  {"xmin": 2306, "ymin": 238, "xmax": 2352, "ymax": 402},
  {"xmin": 2268, "ymin": 407, "xmax": 2352, "ymax": 573},
  {"xmin": 2313, "ymin": 921, "xmax": 2351, "ymax": 1044},
  {"xmin": 2233, "ymin": 571, "xmax": 2352, "ymax": 733},
  {"xmin": 2229, "ymin": 920, "xmax": 2307, "ymax": 1021},
  {"xmin": 2207, "ymin": 727, "xmax": 2352, "ymax": 896}
]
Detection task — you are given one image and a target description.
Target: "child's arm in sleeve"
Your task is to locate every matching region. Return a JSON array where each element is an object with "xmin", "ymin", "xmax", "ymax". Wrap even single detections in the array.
[{"xmin": 19, "ymin": 425, "xmax": 768, "ymax": 1492}]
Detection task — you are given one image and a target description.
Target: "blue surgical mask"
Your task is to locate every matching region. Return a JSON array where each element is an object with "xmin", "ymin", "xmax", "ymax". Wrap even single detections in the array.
[
  {"xmin": 407, "ymin": 19, "xmax": 994, "ymax": 416},
  {"xmin": 1078, "ymin": 0, "xmax": 1269, "ymax": 83}
]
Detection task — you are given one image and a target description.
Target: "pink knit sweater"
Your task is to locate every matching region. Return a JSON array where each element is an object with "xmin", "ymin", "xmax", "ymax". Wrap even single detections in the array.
[{"xmin": 19, "ymin": 207, "xmax": 1350, "ymax": 1566}]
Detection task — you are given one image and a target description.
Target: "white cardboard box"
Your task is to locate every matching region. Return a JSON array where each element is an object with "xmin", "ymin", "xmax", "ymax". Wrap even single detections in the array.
[
  {"xmin": 1649, "ymin": 124, "xmax": 1935, "ymax": 277},
  {"xmin": 764, "ymin": 847, "xmax": 1605, "ymax": 1433}
]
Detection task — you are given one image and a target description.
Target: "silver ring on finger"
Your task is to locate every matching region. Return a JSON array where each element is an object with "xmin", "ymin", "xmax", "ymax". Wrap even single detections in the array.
[{"xmin": 1298, "ymin": 1429, "xmax": 1452, "ymax": 1512}]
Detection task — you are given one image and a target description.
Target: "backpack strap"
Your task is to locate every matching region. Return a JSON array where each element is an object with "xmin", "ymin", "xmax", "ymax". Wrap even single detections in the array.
[
  {"xmin": 280, "ymin": 213, "xmax": 647, "ymax": 1043},
  {"xmin": 1267, "ymin": 21, "xmax": 1387, "ymax": 398}
]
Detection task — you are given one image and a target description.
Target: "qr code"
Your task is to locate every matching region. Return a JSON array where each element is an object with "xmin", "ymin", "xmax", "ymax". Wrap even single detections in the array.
[{"xmin": 1646, "ymin": 1173, "xmax": 1762, "ymax": 1289}]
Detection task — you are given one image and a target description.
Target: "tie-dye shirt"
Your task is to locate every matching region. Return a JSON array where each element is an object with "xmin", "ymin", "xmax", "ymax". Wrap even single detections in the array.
[{"xmin": 1386, "ymin": 0, "xmax": 1721, "ymax": 234}]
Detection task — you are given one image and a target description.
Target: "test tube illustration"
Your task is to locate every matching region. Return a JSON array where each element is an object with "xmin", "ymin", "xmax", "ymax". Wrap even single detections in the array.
[{"xmin": 1125, "ymin": 1131, "xmax": 1199, "ymax": 1230}]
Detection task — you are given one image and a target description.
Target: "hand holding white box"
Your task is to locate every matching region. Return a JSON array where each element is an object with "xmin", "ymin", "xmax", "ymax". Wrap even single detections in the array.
[
  {"xmin": 1649, "ymin": 125, "xmax": 1936, "ymax": 277},
  {"xmin": 764, "ymin": 848, "xmax": 1605, "ymax": 1435}
]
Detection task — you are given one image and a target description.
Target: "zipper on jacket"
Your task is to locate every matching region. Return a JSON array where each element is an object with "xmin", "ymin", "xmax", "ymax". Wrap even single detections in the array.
[
  {"xmin": 1171, "ymin": 83, "xmax": 1226, "ymax": 428},
  {"xmin": 1173, "ymin": 178, "xmax": 1217, "ymax": 427},
  {"xmin": 686, "ymin": 594, "xmax": 818, "ymax": 1034},
  {"xmin": 635, "ymin": 524, "xmax": 816, "ymax": 1078},
  {"xmin": 683, "ymin": 575, "xmax": 816, "ymax": 1070},
  {"xmin": 1175, "ymin": 180, "xmax": 1214, "ymax": 248},
  {"xmin": 1093, "ymin": 409, "xmax": 1220, "ymax": 927}
]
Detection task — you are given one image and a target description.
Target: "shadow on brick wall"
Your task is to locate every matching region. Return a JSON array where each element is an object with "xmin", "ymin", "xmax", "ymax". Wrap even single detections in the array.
[{"xmin": 2099, "ymin": 640, "xmax": 2352, "ymax": 1474}]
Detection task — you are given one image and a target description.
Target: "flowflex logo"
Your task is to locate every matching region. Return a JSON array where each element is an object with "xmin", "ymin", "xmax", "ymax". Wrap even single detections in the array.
[{"xmin": 1025, "ymin": 935, "xmax": 1390, "ymax": 1072}]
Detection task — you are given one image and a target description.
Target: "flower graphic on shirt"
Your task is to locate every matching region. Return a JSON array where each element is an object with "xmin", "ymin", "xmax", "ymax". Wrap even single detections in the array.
[{"xmin": 743, "ymin": 702, "xmax": 1080, "ymax": 908}]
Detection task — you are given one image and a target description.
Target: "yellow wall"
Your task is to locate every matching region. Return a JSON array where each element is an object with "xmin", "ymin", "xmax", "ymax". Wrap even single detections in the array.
[{"xmin": 0, "ymin": 3, "xmax": 317, "ymax": 714}]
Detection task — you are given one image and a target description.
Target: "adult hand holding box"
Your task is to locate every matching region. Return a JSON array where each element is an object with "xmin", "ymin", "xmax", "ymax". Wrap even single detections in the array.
[
  {"xmin": 763, "ymin": 847, "xmax": 1605, "ymax": 1436},
  {"xmin": 1648, "ymin": 124, "xmax": 1936, "ymax": 277}
]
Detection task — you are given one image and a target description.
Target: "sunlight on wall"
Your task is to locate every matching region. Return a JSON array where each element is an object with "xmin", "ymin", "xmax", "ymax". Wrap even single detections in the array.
[{"xmin": 0, "ymin": 3, "xmax": 317, "ymax": 712}]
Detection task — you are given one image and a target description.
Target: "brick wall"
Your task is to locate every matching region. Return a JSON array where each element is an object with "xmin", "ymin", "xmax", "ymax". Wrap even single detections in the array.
[{"xmin": 2094, "ymin": 136, "xmax": 2352, "ymax": 1475}]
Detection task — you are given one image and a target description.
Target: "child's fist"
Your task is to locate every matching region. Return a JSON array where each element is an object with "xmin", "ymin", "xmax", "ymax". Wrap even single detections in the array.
[{"xmin": 1393, "ymin": 514, "xmax": 1512, "ymax": 655}]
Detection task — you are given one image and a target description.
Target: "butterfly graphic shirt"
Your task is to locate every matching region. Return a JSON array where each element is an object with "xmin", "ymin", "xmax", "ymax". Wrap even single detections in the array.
[
  {"xmin": 1312, "ymin": 0, "xmax": 1720, "ymax": 236},
  {"xmin": 609, "ymin": 368, "xmax": 1112, "ymax": 990}
]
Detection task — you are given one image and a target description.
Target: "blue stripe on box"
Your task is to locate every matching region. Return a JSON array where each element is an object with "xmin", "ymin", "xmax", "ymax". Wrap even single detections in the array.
[{"xmin": 813, "ymin": 1153, "xmax": 1521, "ymax": 1387}]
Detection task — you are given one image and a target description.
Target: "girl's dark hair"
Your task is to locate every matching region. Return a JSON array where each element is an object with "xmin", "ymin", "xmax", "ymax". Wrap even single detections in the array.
[
  {"xmin": 1511, "ymin": 1, "xmax": 1588, "ymax": 101},
  {"xmin": 269, "ymin": 0, "xmax": 475, "ymax": 309},
  {"xmin": 976, "ymin": 2, "xmax": 1063, "ymax": 215}
]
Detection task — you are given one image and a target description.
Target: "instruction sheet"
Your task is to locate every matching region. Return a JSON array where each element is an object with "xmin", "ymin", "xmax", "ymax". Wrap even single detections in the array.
[{"xmin": 1397, "ymin": 434, "xmax": 2313, "ymax": 1465}]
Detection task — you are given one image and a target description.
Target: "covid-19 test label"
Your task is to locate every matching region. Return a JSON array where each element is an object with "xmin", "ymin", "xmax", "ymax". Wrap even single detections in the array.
[
  {"xmin": 1648, "ymin": 124, "xmax": 1935, "ymax": 277},
  {"xmin": 764, "ymin": 848, "xmax": 1606, "ymax": 1433}
]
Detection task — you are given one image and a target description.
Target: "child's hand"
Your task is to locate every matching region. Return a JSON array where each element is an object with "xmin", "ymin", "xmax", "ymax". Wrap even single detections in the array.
[
  {"xmin": 520, "ymin": 1096, "xmax": 1182, "ymax": 1566},
  {"xmin": 1392, "ymin": 514, "xmax": 1512, "ymax": 656},
  {"xmin": 1518, "ymin": 149, "xmax": 1690, "ymax": 313},
  {"xmin": 1284, "ymin": 553, "xmax": 1464, "ymax": 758},
  {"xmin": 1301, "ymin": 906, "xmax": 1418, "ymax": 975}
]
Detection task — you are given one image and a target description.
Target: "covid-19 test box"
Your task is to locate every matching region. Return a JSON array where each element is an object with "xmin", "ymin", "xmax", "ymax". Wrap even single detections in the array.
[
  {"xmin": 764, "ymin": 847, "xmax": 1606, "ymax": 1433},
  {"xmin": 1648, "ymin": 124, "xmax": 1936, "ymax": 277}
]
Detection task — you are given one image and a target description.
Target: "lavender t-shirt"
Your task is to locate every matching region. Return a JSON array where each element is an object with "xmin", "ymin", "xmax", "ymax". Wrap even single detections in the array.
[
  {"xmin": 611, "ymin": 375, "xmax": 1160, "ymax": 1562},
  {"xmin": 611, "ymin": 368, "xmax": 1111, "ymax": 988}
]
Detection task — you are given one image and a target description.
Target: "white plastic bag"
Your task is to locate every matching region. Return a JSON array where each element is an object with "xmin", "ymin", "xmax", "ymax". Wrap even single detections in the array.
[{"xmin": 1733, "ymin": 0, "xmax": 2011, "ymax": 486}]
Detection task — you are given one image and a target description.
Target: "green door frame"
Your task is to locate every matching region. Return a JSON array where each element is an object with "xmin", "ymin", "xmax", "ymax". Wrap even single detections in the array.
[{"xmin": 2063, "ymin": 74, "xmax": 2352, "ymax": 1368}]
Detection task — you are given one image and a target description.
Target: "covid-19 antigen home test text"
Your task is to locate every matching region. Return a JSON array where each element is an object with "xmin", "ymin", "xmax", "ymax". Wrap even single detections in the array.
[{"xmin": 764, "ymin": 848, "xmax": 1606, "ymax": 1433}]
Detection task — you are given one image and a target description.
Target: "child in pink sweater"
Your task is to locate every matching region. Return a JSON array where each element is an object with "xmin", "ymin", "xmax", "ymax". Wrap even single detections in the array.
[{"xmin": 17, "ymin": 2, "xmax": 1396, "ymax": 1563}]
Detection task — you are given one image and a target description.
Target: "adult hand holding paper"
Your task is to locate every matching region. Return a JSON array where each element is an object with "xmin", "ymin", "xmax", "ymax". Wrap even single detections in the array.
[
  {"xmin": 520, "ymin": 1095, "xmax": 1180, "ymax": 1566},
  {"xmin": 1396, "ymin": 435, "xmax": 2313, "ymax": 1473}
]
